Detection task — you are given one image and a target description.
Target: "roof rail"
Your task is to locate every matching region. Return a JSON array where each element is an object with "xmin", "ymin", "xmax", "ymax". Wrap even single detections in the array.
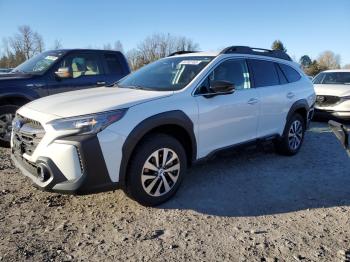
[
  {"xmin": 168, "ymin": 51, "xmax": 199, "ymax": 57},
  {"xmin": 220, "ymin": 46, "xmax": 292, "ymax": 61}
]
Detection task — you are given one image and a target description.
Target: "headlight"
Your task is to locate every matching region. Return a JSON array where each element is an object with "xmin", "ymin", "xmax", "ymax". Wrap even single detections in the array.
[{"xmin": 48, "ymin": 109, "xmax": 127, "ymax": 135}]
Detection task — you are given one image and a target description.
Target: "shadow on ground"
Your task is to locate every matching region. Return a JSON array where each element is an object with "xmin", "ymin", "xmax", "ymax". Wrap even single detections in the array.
[{"xmin": 161, "ymin": 121, "xmax": 350, "ymax": 217}]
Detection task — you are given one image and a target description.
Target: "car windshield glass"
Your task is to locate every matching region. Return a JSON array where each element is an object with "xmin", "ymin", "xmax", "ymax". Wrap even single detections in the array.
[
  {"xmin": 117, "ymin": 56, "xmax": 214, "ymax": 91},
  {"xmin": 12, "ymin": 50, "xmax": 66, "ymax": 74},
  {"xmin": 313, "ymin": 72, "xmax": 350, "ymax": 85}
]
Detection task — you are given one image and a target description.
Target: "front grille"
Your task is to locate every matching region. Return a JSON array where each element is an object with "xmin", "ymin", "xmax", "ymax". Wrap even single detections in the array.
[
  {"xmin": 12, "ymin": 114, "xmax": 45, "ymax": 156},
  {"xmin": 316, "ymin": 95, "xmax": 340, "ymax": 107}
]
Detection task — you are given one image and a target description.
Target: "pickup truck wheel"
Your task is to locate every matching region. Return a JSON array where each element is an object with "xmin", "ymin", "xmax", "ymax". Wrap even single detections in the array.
[
  {"xmin": 0, "ymin": 105, "xmax": 18, "ymax": 148},
  {"xmin": 275, "ymin": 113, "xmax": 305, "ymax": 156},
  {"xmin": 125, "ymin": 134, "xmax": 187, "ymax": 206}
]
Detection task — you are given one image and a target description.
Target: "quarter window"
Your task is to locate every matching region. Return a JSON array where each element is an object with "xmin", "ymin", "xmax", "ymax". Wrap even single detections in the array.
[
  {"xmin": 104, "ymin": 54, "xmax": 124, "ymax": 75},
  {"xmin": 209, "ymin": 59, "xmax": 251, "ymax": 90},
  {"xmin": 279, "ymin": 63, "xmax": 301, "ymax": 83},
  {"xmin": 275, "ymin": 63, "xmax": 288, "ymax": 84},
  {"xmin": 248, "ymin": 60, "xmax": 279, "ymax": 87}
]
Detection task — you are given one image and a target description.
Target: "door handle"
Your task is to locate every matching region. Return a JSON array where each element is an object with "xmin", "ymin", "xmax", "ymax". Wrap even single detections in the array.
[
  {"xmin": 96, "ymin": 81, "xmax": 106, "ymax": 86},
  {"xmin": 247, "ymin": 98, "xmax": 259, "ymax": 105},
  {"xmin": 287, "ymin": 92, "xmax": 295, "ymax": 99}
]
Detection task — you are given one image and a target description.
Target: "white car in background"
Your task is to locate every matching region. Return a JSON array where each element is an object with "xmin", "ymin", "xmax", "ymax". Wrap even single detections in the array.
[{"xmin": 313, "ymin": 69, "xmax": 350, "ymax": 120}]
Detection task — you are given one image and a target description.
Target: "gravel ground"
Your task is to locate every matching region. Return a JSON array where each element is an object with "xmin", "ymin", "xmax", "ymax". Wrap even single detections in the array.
[{"xmin": 0, "ymin": 121, "xmax": 350, "ymax": 262}]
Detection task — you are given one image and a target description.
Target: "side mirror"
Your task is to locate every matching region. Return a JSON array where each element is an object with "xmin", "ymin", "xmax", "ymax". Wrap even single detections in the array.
[
  {"xmin": 210, "ymin": 80, "xmax": 235, "ymax": 94},
  {"xmin": 55, "ymin": 67, "xmax": 71, "ymax": 79}
]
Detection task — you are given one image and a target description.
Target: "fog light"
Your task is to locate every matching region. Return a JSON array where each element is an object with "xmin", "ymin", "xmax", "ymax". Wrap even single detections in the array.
[{"xmin": 37, "ymin": 164, "xmax": 51, "ymax": 182}]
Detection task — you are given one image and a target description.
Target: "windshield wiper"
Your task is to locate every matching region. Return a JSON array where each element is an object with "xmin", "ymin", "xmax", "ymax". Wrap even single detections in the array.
[
  {"xmin": 11, "ymin": 69, "xmax": 26, "ymax": 74},
  {"xmin": 122, "ymin": 85, "xmax": 153, "ymax": 91}
]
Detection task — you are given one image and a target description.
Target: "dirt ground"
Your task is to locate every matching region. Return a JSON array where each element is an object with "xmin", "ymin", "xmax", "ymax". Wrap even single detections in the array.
[{"xmin": 0, "ymin": 121, "xmax": 350, "ymax": 262}]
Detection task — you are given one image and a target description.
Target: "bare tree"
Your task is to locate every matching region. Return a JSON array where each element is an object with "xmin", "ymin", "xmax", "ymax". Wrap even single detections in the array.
[
  {"xmin": 9, "ymin": 25, "xmax": 44, "ymax": 60},
  {"xmin": 113, "ymin": 40, "xmax": 124, "ymax": 53},
  {"xmin": 317, "ymin": 51, "xmax": 341, "ymax": 70},
  {"xmin": 103, "ymin": 43, "xmax": 112, "ymax": 50},
  {"xmin": 127, "ymin": 33, "xmax": 199, "ymax": 70},
  {"xmin": 52, "ymin": 39, "xmax": 63, "ymax": 50},
  {"xmin": 103, "ymin": 41, "xmax": 124, "ymax": 53},
  {"xmin": 343, "ymin": 64, "xmax": 350, "ymax": 69}
]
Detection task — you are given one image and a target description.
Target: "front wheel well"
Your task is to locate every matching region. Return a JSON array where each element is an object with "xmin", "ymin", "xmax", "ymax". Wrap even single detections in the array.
[
  {"xmin": 136, "ymin": 124, "xmax": 194, "ymax": 167},
  {"xmin": 0, "ymin": 96, "xmax": 31, "ymax": 107},
  {"xmin": 294, "ymin": 107, "xmax": 308, "ymax": 124}
]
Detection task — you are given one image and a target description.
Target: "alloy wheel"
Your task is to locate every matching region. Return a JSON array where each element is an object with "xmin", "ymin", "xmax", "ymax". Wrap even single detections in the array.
[
  {"xmin": 0, "ymin": 113, "xmax": 15, "ymax": 142},
  {"xmin": 141, "ymin": 148, "xmax": 180, "ymax": 197},
  {"xmin": 288, "ymin": 120, "xmax": 303, "ymax": 150}
]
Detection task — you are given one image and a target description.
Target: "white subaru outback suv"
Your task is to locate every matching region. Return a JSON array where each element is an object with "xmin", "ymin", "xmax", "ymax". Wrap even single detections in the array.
[{"xmin": 11, "ymin": 46, "xmax": 315, "ymax": 206}]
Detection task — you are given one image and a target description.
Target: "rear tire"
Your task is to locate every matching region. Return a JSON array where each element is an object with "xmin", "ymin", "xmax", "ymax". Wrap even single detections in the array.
[
  {"xmin": 124, "ymin": 133, "xmax": 187, "ymax": 206},
  {"xmin": 0, "ymin": 105, "xmax": 18, "ymax": 148},
  {"xmin": 275, "ymin": 113, "xmax": 305, "ymax": 156}
]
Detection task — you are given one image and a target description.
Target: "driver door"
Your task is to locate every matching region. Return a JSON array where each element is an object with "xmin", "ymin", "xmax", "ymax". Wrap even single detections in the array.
[{"xmin": 194, "ymin": 59, "xmax": 260, "ymax": 157}]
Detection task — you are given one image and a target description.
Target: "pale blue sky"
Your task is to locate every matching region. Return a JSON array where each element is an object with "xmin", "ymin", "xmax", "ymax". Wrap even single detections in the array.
[{"xmin": 0, "ymin": 0, "xmax": 349, "ymax": 64}]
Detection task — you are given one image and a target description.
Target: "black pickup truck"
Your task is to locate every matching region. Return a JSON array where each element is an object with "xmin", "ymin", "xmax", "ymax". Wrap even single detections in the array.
[{"xmin": 0, "ymin": 49, "xmax": 130, "ymax": 146}]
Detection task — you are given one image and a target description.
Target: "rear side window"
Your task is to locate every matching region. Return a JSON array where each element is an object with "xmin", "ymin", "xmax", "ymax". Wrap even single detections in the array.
[
  {"xmin": 248, "ymin": 59, "xmax": 279, "ymax": 87},
  {"xmin": 275, "ymin": 63, "xmax": 288, "ymax": 84},
  {"xmin": 104, "ymin": 54, "xmax": 124, "ymax": 75},
  {"xmin": 279, "ymin": 63, "xmax": 301, "ymax": 83}
]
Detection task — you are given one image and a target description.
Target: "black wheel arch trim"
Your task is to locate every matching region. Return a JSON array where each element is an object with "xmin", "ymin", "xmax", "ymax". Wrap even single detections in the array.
[
  {"xmin": 286, "ymin": 99, "xmax": 310, "ymax": 122},
  {"xmin": 0, "ymin": 93, "xmax": 38, "ymax": 103},
  {"xmin": 119, "ymin": 110, "xmax": 197, "ymax": 188}
]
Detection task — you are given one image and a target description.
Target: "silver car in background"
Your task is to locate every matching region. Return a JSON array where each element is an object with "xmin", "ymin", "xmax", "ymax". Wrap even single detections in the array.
[{"xmin": 313, "ymin": 69, "xmax": 350, "ymax": 120}]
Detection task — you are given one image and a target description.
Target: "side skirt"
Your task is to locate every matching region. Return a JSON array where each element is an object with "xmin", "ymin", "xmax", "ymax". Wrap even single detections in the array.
[{"xmin": 193, "ymin": 134, "xmax": 280, "ymax": 165}]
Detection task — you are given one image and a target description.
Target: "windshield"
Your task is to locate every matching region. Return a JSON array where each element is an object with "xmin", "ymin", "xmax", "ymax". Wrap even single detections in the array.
[
  {"xmin": 313, "ymin": 72, "xmax": 350, "ymax": 85},
  {"xmin": 12, "ymin": 50, "xmax": 66, "ymax": 74},
  {"xmin": 118, "ymin": 56, "xmax": 214, "ymax": 91}
]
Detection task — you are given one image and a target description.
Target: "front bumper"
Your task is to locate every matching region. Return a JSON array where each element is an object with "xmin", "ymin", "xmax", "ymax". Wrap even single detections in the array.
[
  {"xmin": 314, "ymin": 108, "xmax": 350, "ymax": 120},
  {"xmin": 11, "ymin": 134, "xmax": 119, "ymax": 194}
]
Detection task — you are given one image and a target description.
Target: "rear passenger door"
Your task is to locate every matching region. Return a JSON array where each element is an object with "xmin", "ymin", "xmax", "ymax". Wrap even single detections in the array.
[
  {"xmin": 47, "ymin": 52, "xmax": 106, "ymax": 95},
  {"xmin": 247, "ymin": 59, "xmax": 294, "ymax": 137}
]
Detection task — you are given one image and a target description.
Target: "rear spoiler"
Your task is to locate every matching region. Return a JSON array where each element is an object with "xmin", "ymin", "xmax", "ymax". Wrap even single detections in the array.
[{"xmin": 328, "ymin": 120, "xmax": 350, "ymax": 157}]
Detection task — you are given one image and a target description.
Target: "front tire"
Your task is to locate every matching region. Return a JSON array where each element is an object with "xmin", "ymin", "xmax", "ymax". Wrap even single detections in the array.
[
  {"xmin": 0, "ymin": 105, "xmax": 18, "ymax": 148},
  {"xmin": 275, "ymin": 113, "xmax": 305, "ymax": 156},
  {"xmin": 125, "ymin": 133, "xmax": 187, "ymax": 206}
]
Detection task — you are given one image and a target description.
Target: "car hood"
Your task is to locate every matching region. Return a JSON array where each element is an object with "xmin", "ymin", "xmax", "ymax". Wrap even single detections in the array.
[
  {"xmin": 25, "ymin": 87, "xmax": 173, "ymax": 118},
  {"xmin": 314, "ymin": 84, "xmax": 350, "ymax": 97}
]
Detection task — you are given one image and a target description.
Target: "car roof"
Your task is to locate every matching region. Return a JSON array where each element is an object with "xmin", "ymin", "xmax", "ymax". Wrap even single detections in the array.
[
  {"xmin": 171, "ymin": 51, "xmax": 220, "ymax": 57},
  {"xmin": 45, "ymin": 49, "xmax": 123, "ymax": 54},
  {"xmin": 170, "ymin": 51, "xmax": 300, "ymax": 67}
]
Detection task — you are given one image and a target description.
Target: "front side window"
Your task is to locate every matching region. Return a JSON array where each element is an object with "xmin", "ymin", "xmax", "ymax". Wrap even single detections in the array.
[
  {"xmin": 209, "ymin": 59, "xmax": 251, "ymax": 90},
  {"xmin": 60, "ymin": 54, "xmax": 101, "ymax": 78},
  {"xmin": 12, "ymin": 50, "xmax": 66, "ymax": 75},
  {"xmin": 313, "ymin": 72, "xmax": 350, "ymax": 85},
  {"xmin": 248, "ymin": 59, "xmax": 279, "ymax": 87},
  {"xmin": 118, "ymin": 56, "xmax": 214, "ymax": 91}
]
